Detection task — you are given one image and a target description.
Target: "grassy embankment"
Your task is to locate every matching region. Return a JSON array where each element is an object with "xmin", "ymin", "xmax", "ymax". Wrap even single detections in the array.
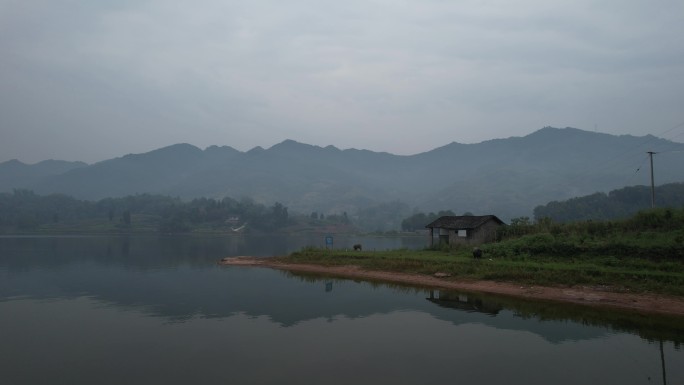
[{"xmin": 277, "ymin": 208, "xmax": 684, "ymax": 296}]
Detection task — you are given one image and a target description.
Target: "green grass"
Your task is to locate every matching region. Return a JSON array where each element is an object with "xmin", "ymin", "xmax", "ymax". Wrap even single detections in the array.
[{"xmin": 277, "ymin": 244, "xmax": 684, "ymax": 296}]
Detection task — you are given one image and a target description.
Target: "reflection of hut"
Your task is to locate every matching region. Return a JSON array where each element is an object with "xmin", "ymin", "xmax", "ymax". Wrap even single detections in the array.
[
  {"xmin": 426, "ymin": 215, "xmax": 504, "ymax": 246},
  {"xmin": 426, "ymin": 290, "xmax": 502, "ymax": 316}
]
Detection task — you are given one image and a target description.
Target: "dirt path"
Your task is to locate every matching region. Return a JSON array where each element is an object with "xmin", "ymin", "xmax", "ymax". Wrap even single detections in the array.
[{"xmin": 219, "ymin": 257, "xmax": 684, "ymax": 317}]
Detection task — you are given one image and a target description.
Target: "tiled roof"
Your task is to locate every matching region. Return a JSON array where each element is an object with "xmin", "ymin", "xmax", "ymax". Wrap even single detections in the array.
[{"xmin": 425, "ymin": 215, "xmax": 504, "ymax": 229}]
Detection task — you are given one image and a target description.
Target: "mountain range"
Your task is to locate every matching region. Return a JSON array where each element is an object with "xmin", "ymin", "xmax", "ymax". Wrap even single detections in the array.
[{"xmin": 2, "ymin": 127, "xmax": 683, "ymax": 222}]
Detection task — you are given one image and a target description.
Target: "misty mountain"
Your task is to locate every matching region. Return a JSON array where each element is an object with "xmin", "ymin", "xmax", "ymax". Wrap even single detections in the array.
[
  {"xmin": 0, "ymin": 159, "xmax": 87, "ymax": 192},
  {"xmin": 2, "ymin": 127, "xmax": 683, "ymax": 222}
]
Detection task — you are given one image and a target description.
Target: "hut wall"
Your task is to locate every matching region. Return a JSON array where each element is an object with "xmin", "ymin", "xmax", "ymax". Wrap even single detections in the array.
[
  {"xmin": 470, "ymin": 220, "xmax": 501, "ymax": 244},
  {"xmin": 447, "ymin": 219, "xmax": 501, "ymax": 245}
]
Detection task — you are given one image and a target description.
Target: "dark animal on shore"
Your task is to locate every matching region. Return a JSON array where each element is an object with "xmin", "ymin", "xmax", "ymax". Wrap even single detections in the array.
[
  {"xmin": 353, "ymin": 244, "xmax": 362, "ymax": 251},
  {"xmin": 472, "ymin": 247, "xmax": 482, "ymax": 259}
]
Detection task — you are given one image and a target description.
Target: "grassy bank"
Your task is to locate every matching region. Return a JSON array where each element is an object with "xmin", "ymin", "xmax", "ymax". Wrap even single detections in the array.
[
  {"xmin": 277, "ymin": 208, "xmax": 684, "ymax": 296},
  {"xmin": 278, "ymin": 248, "xmax": 684, "ymax": 296}
]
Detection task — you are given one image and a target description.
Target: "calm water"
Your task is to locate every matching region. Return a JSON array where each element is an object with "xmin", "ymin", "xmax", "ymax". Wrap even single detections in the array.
[{"xmin": 1, "ymin": 235, "xmax": 682, "ymax": 385}]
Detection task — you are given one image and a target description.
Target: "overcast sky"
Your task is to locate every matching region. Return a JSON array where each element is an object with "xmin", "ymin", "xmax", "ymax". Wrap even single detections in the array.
[{"xmin": 2, "ymin": 0, "xmax": 684, "ymax": 164}]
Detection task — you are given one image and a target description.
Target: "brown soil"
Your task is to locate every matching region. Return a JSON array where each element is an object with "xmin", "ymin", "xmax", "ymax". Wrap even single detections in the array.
[{"xmin": 218, "ymin": 257, "xmax": 684, "ymax": 317}]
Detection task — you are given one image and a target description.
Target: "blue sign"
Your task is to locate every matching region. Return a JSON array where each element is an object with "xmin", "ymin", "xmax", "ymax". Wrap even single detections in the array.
[{"xmin": 325, "ymin": 235, "xmax": 333, "ymax": 249}]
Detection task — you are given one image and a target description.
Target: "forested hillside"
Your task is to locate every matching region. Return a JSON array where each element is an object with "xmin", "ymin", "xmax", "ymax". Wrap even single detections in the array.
[{"xmin": 533, "ymin": 183, "xmax": 684, "ymax": 222}]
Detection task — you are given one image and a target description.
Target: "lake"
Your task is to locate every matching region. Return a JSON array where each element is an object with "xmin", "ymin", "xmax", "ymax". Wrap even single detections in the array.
[{"xmin": 1, "ymin": 235, "xmax": 682, "ymax": 385}]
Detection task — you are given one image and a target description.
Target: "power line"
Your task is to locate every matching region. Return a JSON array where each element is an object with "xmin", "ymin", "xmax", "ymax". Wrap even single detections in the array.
[
  {"xmin": 622, "ymin": 154, "xmax": 650, "ymax": 187},
  {"xmin": 592, "ymin": 120, "xmax": 684, "ymax": 174},
  {"xmin": 667, "ymin": 131, "xmax": 684, "ymax": 142},
  {"xmin": 539, "ymin": 121, "xmax": 684, "ymax": 202},
  {"xmin": 655, "ymin": 149, "xmax": 684, "ymax": 154}
]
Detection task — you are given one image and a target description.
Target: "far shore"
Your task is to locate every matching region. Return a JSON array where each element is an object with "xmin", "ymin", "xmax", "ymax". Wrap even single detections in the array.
[{"xmin": 219, "ymin": 256, "xmax": 684, "ymax": 317}]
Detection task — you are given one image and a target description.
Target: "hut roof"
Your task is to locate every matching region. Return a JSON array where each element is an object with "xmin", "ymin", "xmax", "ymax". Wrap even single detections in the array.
[{"xmin": 425, "ymin": 215, "xmax": 504, "ymax": 230}]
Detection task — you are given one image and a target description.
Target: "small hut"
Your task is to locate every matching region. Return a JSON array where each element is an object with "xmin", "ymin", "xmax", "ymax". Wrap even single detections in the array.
[{"xmin": 425, "ymin": 215, "xmax": 504, "ymax": 246}]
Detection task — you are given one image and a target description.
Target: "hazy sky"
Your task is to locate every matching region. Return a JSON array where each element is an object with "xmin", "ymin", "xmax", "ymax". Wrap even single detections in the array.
[{"xmin": 2, "ymin": 0, "xmax": 684, "ymax": 163}]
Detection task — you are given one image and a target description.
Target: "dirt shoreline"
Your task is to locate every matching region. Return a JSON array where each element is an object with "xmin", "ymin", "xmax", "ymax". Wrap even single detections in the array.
[{"xmin": 219, "ymin": 256, "xmax": 684, "ymax": 317}]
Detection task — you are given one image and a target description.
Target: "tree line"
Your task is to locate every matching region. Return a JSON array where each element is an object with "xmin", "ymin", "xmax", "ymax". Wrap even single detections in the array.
[
  {"xmin": 0, "ymin": 189, "xmax": 290, "ymax": 233},
  {"xmin": 401, "ymin": 210, "xmax": 458, "ymax": 231},
  {"xmin": 533, "ymin": 182, "xmax": 684, "ymax": 222}
]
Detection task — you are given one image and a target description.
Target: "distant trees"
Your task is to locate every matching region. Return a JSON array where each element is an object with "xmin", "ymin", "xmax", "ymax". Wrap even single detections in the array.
[
  {"xmin": 158, "ymin": 212, "xmax": 190, "ymax": 233},
  {"xmin": 356, "ymin": 201, "xmax": 411, "ymax": 232},
  {"xmin": 122, "ymin": 210, "xmax": 131, "ymax": 226},
  {"xmin": 509, "ymin": 216, "xmax": 531, "ymax": 226},
  {"xmin": 0, "ymin": 189, "xmax": 93, "ymax": 230},
  {"xmin": 305, "ymin": 210, "xmax": 351, "ymax": 228},
  {"xmin": 534, "ymin": 183, "xmax": 684, "ymax": 222},
  {"xmin": 0, "ymin": 190, "xmax": 293, "ymax": 234},
  {"xmin": 401, "ymin": 213, "xmax": 428, "ymax": 232},
  {"xmin": 324, "ymin": 211, "xmax": 349, "ymax": 225},
  {"xmin": 267, "ymin": 202, "xmax": 289, "ymax": 229},
  {"xmin": 401, "ymin": 210, "xmax": 456, "ymax": 232}
]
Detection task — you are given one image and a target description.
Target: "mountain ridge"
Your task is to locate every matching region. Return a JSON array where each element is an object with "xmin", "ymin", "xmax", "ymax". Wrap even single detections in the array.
[{"xmin": 2, "ymin": 127, "xmax": 683, "ymax": 224}]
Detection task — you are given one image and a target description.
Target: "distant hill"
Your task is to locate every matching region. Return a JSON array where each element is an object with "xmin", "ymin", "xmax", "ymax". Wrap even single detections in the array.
[
  {"xmin": 533, "ymin": 182, "xmax": 684, "ymax": 222},
  {"xmin": 0, "ymin": 159, "xmax": 87, "ymax": 192},
  {"xmin": 1, "ymin": 127, "xmax": 683, "ymax": 223}
]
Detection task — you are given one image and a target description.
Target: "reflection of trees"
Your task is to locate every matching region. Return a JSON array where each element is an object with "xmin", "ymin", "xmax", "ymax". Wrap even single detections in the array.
[
  {"xmin": 493, "ymin": 295, "xmax": 684, "ymax": 348},
  {"xmin": 286, "ymin": 270, "xmax": 684, "ymax": 346}
]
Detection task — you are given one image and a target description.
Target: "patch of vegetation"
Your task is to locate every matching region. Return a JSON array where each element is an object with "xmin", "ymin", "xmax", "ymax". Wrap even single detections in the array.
[{"xmin": 278, "ymin": 208, "xmax": 684, "ymax": 296}]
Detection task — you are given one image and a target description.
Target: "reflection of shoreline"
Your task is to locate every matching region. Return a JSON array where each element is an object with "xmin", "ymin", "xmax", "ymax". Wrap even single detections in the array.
[
  {"xmin": 283, "ymin": 269, "xmax": 684, "ymax": 347},
  {"xmin": 219, "ymin": 257, "xmax": 684, "ymax": 318}
]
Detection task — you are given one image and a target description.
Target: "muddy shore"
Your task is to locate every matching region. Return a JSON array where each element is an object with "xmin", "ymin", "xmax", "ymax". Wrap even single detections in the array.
[{"xmin": 219, "ymin": 256, "xmax": 684, "ymax": 317}]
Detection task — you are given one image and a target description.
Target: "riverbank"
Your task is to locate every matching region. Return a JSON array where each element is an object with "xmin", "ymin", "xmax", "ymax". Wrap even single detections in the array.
[{"xmin": 219, "ymin": 256, "xmax": 684, "ymax": 317}]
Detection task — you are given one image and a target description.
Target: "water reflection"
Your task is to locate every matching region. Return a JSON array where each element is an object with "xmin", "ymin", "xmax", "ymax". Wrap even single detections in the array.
[
  {"xmin": 1, "ymin": 235, "xmax": 682, "ymax": 346},
  {"xmin": 427, "ymin": 290, "xmax": 503, "ymax": 316},
  {"xmin": 1, "ymin": 235, "xmax": 683, "ymax": 385},
  {"xmin": 285, "ymin": 272, "xmax": 684, "ymax": 347}
]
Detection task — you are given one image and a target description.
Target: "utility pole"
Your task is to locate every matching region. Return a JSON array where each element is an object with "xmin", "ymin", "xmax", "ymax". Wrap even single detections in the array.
[{"xmin": 648, "ymin": 151, "xmax": 656, "ymax": 208}]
